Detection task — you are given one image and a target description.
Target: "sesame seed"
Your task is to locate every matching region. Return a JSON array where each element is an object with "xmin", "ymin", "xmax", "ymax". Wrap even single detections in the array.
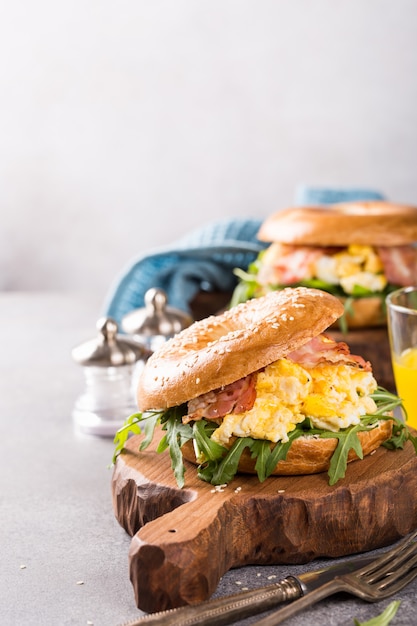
[
  {"xmin": 76, "ymin": 581, "xmax": 84, "ymax": 585},
  {"xmin": 210, "ymin": 483, "xmax": 228, "ymax": 493},
  {"xmin": 277, "ymin": 489, "xmax": 285, "ymax": 493},
  {"xmin": 20, "ymin": 564, "xmax": 27, "ymax": 569}
]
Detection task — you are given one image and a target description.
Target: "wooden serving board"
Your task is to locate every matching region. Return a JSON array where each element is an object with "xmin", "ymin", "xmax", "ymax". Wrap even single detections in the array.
[{"xmin": 112, "ymin": 431, "xmax": 417, "ymax": 613}]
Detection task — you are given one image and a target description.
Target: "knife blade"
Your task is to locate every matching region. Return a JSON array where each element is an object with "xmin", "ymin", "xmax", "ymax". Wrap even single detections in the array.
[{"xmin": 118, "ymin": 552, "xmax": 377, "ymax": 626}]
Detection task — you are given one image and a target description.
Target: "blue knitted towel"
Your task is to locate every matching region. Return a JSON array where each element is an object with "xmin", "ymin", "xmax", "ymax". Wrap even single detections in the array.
[
  {"xmin": 295, "ymin": 185, "xmax": 385, "ymax": 206},
  {"xmin": 103, "ymin": 218, "xmax": 266, "ymax": 324},
  {"xmin": 103, "ymin": 187, "xmax": 385, "ymax": 324}
]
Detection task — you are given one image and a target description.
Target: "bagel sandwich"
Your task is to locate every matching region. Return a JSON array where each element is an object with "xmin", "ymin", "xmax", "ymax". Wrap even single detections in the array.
[
  {"xmin": 231, "ymin": 201, "xmax": 417, "ymax": 330},
  {"xmin": 112, "ymin": 287, "xmax": 414, "ymax": 488}
]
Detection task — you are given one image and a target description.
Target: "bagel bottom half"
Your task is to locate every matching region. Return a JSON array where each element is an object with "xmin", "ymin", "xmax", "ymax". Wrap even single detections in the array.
[
  {"xmin": 335, "ymin": 295, "xmax": 387, "ymax": 329},
  {"xmin": 181, "ymin": 419, "xmax": 393, "ymax": 476}
]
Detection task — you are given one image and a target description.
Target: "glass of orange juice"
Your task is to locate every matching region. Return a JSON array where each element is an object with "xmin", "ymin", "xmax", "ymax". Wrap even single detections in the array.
[{"xmin": 386, "ymin": 286, "xmax": 417, "ymax": 429}]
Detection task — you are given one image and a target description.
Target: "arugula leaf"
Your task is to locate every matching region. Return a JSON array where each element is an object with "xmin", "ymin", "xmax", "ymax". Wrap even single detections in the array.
[
  {"xmin": 112, "ymin": 411, "xmax": 159, "ymax": 465},
  {"xmin": 353, "ymin": 600, "xmax": 401, "ymax": 625},
  {"xmin": 197, "ymin": 459, "xmax": 221, "ymax": 483},
  {"xmin": 140, "ymin": 412, "xmax": 161, "ymax": 450},
  {"xmin": 111, "ymin": 406, "xmax": 187, "ymax": 465},
  {"xmin": 250, "ymin": 440, "xmax": 272, "ymax": 482},
  {"xmin": 264, "ymin": 427, "xmax": 309, "ymax": 478},
  {"xmin": 321, "ymin": 424, "xmax": 364, "ymax": 485},
  {"xmin": 209, "ymin": 437, "xmax": 254, "ymax": 485},
  {"xmin": 160, "ymin": 410, "xmax": 193, "ymax": 488},
  {"xmin": 383, "ymin": 414, "xmax": 417, "ymax": 451},
  {"xmin": 338, "ymin": 296, "xmax": 354, "ymax": 334},
  {"xmin": 192, "ymin": 420, "xmax": 228, "ymax": 462},
  {"xmin": 320, "ymin": 387, "xmax": 410, "ymax": 485},
  {"xmin": 230, "ymin": 269, "xmax": 260, "ymax": 307},
  {"xmin": 372, "ymin": 387, "xmax": 404, "ymax": 415}
]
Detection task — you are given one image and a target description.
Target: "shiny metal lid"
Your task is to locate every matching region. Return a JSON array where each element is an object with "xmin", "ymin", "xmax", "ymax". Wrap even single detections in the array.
[
  {"xmin": 72, "ymin": 317, "xmax": 148, "ymax": 367},
  {"xmin": 121, "ymin": 288, "xmax": 193, "ymax": 340}
]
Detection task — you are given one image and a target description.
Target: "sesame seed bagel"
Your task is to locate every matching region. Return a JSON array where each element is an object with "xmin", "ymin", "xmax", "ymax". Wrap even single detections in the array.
[
  {"xmin": 257, "ymin": 201, "xmax": 417, "ymax": 247},
  {"xmin": 137, "ymin": 287, "xmax": 344, "ymax": 411},
  {"xmin": 180, "ymin": 419, "xmax": 393, "ymax": 476}
]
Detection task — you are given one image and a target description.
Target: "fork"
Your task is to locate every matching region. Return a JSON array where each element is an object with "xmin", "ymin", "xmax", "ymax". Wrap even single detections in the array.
[{"xmin": 253, "ymin": 529, "xmax": 417, "ymax": 625}]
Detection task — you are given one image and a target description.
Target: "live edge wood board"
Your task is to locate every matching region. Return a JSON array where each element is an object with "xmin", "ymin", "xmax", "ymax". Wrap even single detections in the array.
[{"xmin": 112, "ymin": 431, "xmax": 417, "ymax": 613}]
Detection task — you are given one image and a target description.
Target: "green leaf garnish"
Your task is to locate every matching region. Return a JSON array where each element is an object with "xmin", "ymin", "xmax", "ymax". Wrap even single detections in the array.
[
  {"xmin": 112, "ymin": 410, "xmax": 161, "ymax": 465},
  {"xmin": 192, "ymin": 420, "xmax": 228, "ymax": 462},
  {"xmin": 250, "ymin": 439, "xmax": 272, "ymax": 482},
  {"xmin": 321, "ymin": 424, "xmax": 364, "ymax": 485},
  {"xmin": 264, "ymin": 427, "xmax": 308, "ymax": 477},
  {"xmin": 208, "ymin": 437, "xmax": 254, "ymax": 485},
  {"xmin": 159, "ymin": 407, "xmax": 193, "ymax": 488}
]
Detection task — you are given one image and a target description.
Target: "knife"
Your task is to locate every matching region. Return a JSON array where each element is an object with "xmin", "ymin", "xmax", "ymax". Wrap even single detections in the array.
[{"xmin": 118, "ymin": 553, "xmax": 377, "ymax": 626}]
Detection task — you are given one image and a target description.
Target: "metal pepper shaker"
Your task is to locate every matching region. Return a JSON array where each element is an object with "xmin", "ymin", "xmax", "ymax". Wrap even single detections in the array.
[
  {"xmin": 121, "ymin": 288, "xmax": 193, "ymax": 351},
  {"xmin": 71, "ymin": 317, "xmax": 150, "ymax": 436}
]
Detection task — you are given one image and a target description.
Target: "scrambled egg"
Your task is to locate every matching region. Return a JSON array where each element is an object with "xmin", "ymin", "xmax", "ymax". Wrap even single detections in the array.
[
  {"xmin": 211, "ymin": 358, "xmax": 378, "ymax": 446},
  {"xmin": 314, "ymin": 245, "xmax": 387, "ymax": 294}
]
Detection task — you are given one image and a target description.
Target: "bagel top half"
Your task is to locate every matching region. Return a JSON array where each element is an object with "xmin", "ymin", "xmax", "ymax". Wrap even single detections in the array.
[
  {"xmin": 137, "ymin": 287, "xmax": 344, "ymax": 411},
  {"xmin": 257, "ymin": 201, "xmax": 417, "ymax": 247}
]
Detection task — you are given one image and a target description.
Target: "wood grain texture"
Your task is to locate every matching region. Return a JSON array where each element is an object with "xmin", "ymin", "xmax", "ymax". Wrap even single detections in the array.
[{"xmin": 112, "ymin": 431, "xmax": 417, "ymax": 613}]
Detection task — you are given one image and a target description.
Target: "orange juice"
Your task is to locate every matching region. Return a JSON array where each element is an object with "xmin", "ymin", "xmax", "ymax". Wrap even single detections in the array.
[{"xmin": 392, "ymin": 346, "xmax": 417, "ymax": 429}]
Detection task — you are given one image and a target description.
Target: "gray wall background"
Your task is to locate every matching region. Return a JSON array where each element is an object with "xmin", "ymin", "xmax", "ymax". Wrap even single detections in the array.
[{"xmin": 1, "ymin": 0, "xmax": 416, "ymax": 299}]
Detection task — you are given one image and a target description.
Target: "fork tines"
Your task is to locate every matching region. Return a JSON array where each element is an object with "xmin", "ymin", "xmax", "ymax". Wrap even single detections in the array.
[{"xmin": 356, "ymin": 529, "xmax": 417, "ymax": 593}]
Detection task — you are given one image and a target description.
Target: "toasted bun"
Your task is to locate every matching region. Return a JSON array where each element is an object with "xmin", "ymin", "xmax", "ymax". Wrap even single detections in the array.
[
  {"xmin": 258, "ymin": 202, "xmax": 417, "ymax": 247},
  {"xmin": 137, "ymin": 287, "xmax": 344, "ymax": 411},
  {"xmin": 335, "ymin": 296, "xmax": 386, "ymax": 329},
  {"xmin": 181, "ymin": 419, "xmax": 393, "ymax": 476}
]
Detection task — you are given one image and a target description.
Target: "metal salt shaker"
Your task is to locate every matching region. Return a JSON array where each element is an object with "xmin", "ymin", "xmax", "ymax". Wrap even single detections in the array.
[
  {"xmin": 121, "ymin": 288, "xmax": 193, "ymax": 351},
  {"xmin": 71, "ymin": 317, "xmax": 149, "ymax": 437}
]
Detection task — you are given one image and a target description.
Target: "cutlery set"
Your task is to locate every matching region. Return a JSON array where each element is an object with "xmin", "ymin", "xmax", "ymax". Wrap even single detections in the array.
[{"xmin": 119, "ymin": 530, "xmax": 417, "ymax": 625}]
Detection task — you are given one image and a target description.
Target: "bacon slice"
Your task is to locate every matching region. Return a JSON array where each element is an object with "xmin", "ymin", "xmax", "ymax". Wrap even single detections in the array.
[
  {"xmin": 377, "ymin": 245, "xmax": 417, "ymax": 287},
  {"xmin": 258, "ymin": 244, "xmax": 325, "ymax": 285},
  {"xmin": 184, "ymin": 374, "xmax": 257, "ymax": 423},
  {"xmin": 287, "ymin": 334, "xmax": 372, "ymax": 371}
]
